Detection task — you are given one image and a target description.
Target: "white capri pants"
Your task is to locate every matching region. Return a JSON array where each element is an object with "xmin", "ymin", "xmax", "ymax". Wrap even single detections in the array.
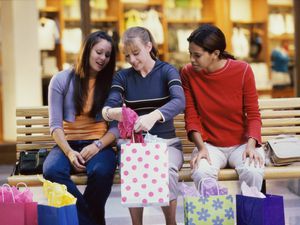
[{"xmin": 191, "ymin": 142, "xmax": 265, "ymax": 191}]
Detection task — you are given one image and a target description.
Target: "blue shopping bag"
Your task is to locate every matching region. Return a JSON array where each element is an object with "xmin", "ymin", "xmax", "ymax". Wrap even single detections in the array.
[
  {"xmin": 38, "ymin": 204, "xmax": 79, "ymax": 225},
  {"xmin": 236, "ymin": 194, "xmax": 285, "ymax": 225}
]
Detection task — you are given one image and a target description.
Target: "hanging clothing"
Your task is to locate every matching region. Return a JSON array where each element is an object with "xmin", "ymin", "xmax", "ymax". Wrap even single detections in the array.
[
  {"xmin": 271, "ymin": 47, "xmax": 291, "ymax": 86},
  {"xmin": 143, "ymin": 9, "xmax": 164, "ymax": 44},
  {"xmin": 231, "ymin": 27, "xmax": 250, "ymax": 59},
  {"xmin": 124, "ymin": 9, "xmax": 143, "ymax": 30},
  {"xmin": 269, "ymin": 13, "xmax": 285, "ymax": 35},
  {"xmin": 38, "ymin": 17, "xmax": 60, "ymax": 51},
  {"xmin": 62, "ymin": 28, "xmax": 82, "ymax": 54}
]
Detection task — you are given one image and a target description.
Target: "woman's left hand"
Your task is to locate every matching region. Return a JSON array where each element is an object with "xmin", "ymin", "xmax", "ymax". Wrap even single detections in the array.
[
  {"xmin": 80, "ymin": 144, "xmax": 99, "ymax": 162},
  {"xmin": 134, "ymin": 110, "xmax": 161, "ymax": 132},
  {"xmin": 242, "ymin": 146, "xmax": 264, "ymax": 167}
]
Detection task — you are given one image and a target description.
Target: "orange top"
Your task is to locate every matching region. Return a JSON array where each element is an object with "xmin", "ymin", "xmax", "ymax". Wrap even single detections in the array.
[{"xmin": 64, "ymin": 78, "xmax": 107, "ymax": 140}]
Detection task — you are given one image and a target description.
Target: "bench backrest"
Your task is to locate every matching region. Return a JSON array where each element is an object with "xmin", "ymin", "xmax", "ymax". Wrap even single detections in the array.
[{"xmin": 16, "ymin": 98, "xmax": 300, "ymax": 162}]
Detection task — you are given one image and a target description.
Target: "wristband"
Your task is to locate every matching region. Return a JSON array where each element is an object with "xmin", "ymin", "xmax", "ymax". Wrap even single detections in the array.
[{"xmin": 104, "ymin": 107, "xmax": 113, "ymax": 121}]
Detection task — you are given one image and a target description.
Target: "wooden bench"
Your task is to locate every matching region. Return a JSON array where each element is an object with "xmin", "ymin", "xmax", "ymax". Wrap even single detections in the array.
[{"xmin": 8, "ymin": 97, "xmax": 300, "ymax": 187}]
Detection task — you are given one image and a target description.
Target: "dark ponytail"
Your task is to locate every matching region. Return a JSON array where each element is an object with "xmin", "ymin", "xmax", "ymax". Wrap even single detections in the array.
[{"xmin": 188, "ymin": 24, "xmax": 235, "ymax": 60}]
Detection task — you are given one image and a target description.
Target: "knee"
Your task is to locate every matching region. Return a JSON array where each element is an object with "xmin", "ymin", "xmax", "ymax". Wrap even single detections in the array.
[
  {"xmin": 43, "ymin": 164, "xmax": 64, "ymax": 181},
  {"xmin": 88, "ymin": 163, "xmax": 115, "ymax": 180},
  {"xmin": 191, "ymin": 160, "xmax": 218, "ymax": 183}
]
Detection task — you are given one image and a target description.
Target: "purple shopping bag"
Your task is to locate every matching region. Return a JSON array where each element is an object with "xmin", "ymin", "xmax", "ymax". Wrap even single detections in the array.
[{"xmin": 236, "ymin": 194, "xmax": 285, "ymax": 225}]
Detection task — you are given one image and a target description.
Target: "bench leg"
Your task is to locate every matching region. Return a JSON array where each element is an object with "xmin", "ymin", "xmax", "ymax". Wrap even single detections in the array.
[{"xmin": 261, "ymin": 179, "xmax": 266, "ymax": 194}]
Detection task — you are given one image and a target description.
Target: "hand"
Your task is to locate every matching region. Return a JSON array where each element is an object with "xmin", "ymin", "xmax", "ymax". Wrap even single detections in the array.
[
  {"xmin": 190, "ymin": 147, "xmax": 211, "ymax": 170},
  {"xmin": 67, "ymin": 150, "xmax": 86, "ymax": 172},
  {"xmin": 134, "ymin": 110, "xmax": 161, "ymax": 132},
  {"xmin": 103, "ymin": 107, "xmax": 123, "ymax": 121},
  {"xmin": 80, "ymin": 143, "xmax": 99, "ymax": 162},
  {"xmin": 242, "ymin": 146, "xmax": 264, "ymax": 167}
]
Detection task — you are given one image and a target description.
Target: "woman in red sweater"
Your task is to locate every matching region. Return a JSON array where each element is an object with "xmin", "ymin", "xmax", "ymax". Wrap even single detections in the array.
[{"xmin": 180, "ymin": 24, "xmax": 265, "ymax": 190}]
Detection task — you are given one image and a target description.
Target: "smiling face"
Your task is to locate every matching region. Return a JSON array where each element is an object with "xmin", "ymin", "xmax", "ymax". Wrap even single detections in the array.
[
  {"xmin": 89, "ymin": 39, "xmax": 112, "ymax": 76},
  {"xmin": 123, "ymin": 37, "xmax": 152, "ymax": 72}
]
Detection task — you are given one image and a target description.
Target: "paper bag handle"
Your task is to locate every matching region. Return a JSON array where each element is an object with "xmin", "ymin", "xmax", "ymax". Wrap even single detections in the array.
[
  {"xmin": 1, "ymin": 184, "xmax": 15, "ymax": 203},
  {"xmin": 131, "ymin": 130, "xmax": 135, "ymax": 143},
  {"xmin": 16, "ymin": 182, "xmax": 28, "ymax": 190}
]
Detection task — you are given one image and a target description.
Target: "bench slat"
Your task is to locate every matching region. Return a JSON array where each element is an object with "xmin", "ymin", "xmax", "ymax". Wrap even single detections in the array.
[
  {"xmin": 9, "ymin": 166, "xmax": 300, "ymax": 186},
  {"xmin": 17, "ymin": 127, "xmax": 50, "ymax": 134},
  {"xmin": 17, "ymin": 135, "xmax": 53, "ymax": 142},
  {"xmin": 261, "ymin": 110, "xmax": 300, "ymax": 118},
  {"xmin": 17, "ymin": 143, "xmax": 55, "ymax": 151},
  {"xmin": 262, "ymin": 135, "xmax": 300, "ymax": 143},
  {"xmin": 261, "ymin": 126, "xmax": 300, "ymax": 135},
  {"xmin": 17, "ymin": 118, "xmax": 49, "ymax": 126},
  {"xmin": 16, "ymin": 107, "xmax": 49, "ymax": 117},
  {"xmin": 262, "ymin": 118, "xmax": 300, "ymax": 126},
  {"xmin": 259, "ymin": 98, "xmax": 300, "ymax": 109}
]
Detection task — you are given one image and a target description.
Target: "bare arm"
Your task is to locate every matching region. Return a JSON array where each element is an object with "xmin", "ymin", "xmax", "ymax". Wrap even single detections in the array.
[
  {"xmin": 52, "ymin": 128, "xmax": 86, "ymax": 172},
  {"xmin": 190, "ymin": 131, "xmax": 211, "ymax": 169}
]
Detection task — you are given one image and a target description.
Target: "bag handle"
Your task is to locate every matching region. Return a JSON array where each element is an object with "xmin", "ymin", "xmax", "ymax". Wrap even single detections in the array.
[
  {"xmin": 1, "ymin": 184, "xmax": 15, "ymax": 203},
  {"xmin": 197, "ymin": 178, "xmax": 220, "ymax": 196},
  {"xmin": 131, "ymin": 130, "xmax": 135, "ymax": 143},
  {"xmin": 16, "ymin": 182, "xmax": 28, "ymax": 189}
]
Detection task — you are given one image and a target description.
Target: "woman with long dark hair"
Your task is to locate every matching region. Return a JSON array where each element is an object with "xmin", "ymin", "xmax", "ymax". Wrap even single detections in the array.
[{"xmin": 44, "ymin": 31, "xmax": 118, "ymax": 225}]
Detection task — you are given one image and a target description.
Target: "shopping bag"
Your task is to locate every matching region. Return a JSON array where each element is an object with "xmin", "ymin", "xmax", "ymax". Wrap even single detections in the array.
[
  {"xmin": 0, "ymin": 183, "xmax": 38, "ymax": 225},
  {"xmin": 38, "ymin": 204, "xmax": 79, "ymax": 225},
  {"xmin": 0, "ymin": 201, "xmax": 25, "ymax": 225},
  {"xmin": 38, "ymin": 176, "xmax": 76, "ymax": 207},
  {"xmin": 183, "ymin": 179, "xmax": 234, "ymax": 225},
  {"xmin": 120, "ymin": 142, "xmax": 169, "ymax": 207},
  {"xmin": 37, "ymin": 177, "xmax": 79, "ymax": 225},
  {"xmin": 236, "ymin": 194, "xmax": 285, "ymax": 225}
]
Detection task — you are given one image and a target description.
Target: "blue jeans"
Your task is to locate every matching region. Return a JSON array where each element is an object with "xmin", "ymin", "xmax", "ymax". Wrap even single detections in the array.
[{"xmin": 43, "ymin": 140, "xmax": 117, "ymax": 225}]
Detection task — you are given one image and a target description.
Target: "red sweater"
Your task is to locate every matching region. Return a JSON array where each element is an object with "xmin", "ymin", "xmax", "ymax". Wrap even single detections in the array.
[{"xmin": 180, "ymin": 59, "xmax": 262, "ymax": 147}]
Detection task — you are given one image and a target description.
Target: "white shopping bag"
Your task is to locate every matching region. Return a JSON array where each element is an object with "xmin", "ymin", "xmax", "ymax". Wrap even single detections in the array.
[{"xmin": 120, "ymin": 142, "xmax": 169, "ymax": 207}]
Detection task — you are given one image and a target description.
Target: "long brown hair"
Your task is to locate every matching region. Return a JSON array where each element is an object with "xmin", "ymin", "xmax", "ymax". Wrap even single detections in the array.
[{"xmin": 74, "ymin": 31, "xmax": 116, "ymax": 117}]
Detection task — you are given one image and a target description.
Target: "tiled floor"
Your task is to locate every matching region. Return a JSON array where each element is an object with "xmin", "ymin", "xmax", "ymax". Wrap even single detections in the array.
[{"xmin": 1, "ymin": 164, "xmax": 300, "ymax": 225}]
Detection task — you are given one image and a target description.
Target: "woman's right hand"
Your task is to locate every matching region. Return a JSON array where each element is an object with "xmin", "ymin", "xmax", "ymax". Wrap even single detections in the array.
[
  {"xmin": 67, "ymin": 150, "xmax": 86, "ymax": 172},
  {"xmin": 190, "ymin": 147, "xmax": 212, "ymax": 170}
]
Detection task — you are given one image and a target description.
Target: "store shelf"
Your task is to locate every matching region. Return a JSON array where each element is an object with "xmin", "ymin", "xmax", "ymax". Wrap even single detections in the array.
[
  {"xmin": 39, "ymin": 6, "xmax": 59, "ymax": 13},
  {"xmin": 268, "ymin": 3, "xmax": 293, "ymax": 8},
  {"xmin": 269, "ymin": 34, "xmax": 294, "ymax": 41},
  {"xmin": 39, "ymin": 0, "xmax": 295, "ymax": 99},
  {"xmin": 167, "ymin": 19, "xmax": 214, "ymax": 24}
]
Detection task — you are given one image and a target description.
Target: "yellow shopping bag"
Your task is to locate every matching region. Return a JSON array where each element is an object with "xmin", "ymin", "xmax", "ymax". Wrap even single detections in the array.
[{"xmin": 38, "ymin": 176, "xmax": 76, "ymax": 207}]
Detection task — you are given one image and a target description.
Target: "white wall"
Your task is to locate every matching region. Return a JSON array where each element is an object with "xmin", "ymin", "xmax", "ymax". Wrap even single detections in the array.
[{"xmin": 0, "ymin": 0, "xmax": 42, "ymax": 141}]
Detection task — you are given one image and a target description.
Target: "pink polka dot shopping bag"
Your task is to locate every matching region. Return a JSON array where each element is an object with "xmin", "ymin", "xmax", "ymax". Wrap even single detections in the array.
[{"xmin": 120, "ymin": 142, "xmax": 169, "ymax": 207}]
